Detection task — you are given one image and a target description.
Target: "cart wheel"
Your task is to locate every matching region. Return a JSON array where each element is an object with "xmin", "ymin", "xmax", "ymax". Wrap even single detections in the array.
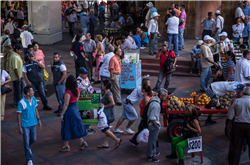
[
  {"xmin": 167, "ymin": 119, "xmax": 184, "ymax": 139},
  {"xmin": 225, "ymin": 118, "xmax": 231, "ymax": 139}
]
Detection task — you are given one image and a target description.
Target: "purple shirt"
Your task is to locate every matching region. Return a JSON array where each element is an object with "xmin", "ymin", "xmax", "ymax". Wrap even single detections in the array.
[{"xmin": 179, "ymin": 10, "xmax": 186, "ymax": 29}]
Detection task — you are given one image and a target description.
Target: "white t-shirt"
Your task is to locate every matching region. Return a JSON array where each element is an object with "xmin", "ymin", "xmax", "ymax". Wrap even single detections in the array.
[
  {"xmin": 59, "ymin": 64, "xmax": 67, "ymax": 72},
  {"xmin": 234, "ymin": 58, "xmax": 250, "ymax": 83},
  {"xmin": 235, "ymin": 7, "xmax": 245, "ymax": 19},
  {"xmin": 126, "ymin": 85, "xmax": 144, "ymax": 104},
  {"xmin": 211, "ymin": 81, "xmax": 241, "ymax": 97},
  {"xmin": 20, "ymin": 31, "xmax": 34, "ymax": 48},
  {"xmin": 215, "ymin": 15, "xmax": 224, "ymax": 32},
  {"xmin": 165, "ymin": 16, "xmax": 179, "ymax": 34},
  {"xmin": 100, "ymin": 52, "xmax": 115, "ymax": 77},
  {"xmin": 1, "ymin": 70, "xmax": 10, "ymax": 95}
]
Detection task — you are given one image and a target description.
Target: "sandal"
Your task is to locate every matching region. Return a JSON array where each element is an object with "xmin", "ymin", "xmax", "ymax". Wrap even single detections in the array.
[
  {"xmin": 59, "ymin": 146, "xmax": 70, "ymax": 152},
  {"xmin": 97, "ymin": 144, "xmax": 109, "ymax": 148},
  {"xmin": 80, "ymin": 140, "xmax": 88, "ymax": 150},
  {"xmin": 115, "ymin": 139, "xmax": 122, "ymax": 149}
]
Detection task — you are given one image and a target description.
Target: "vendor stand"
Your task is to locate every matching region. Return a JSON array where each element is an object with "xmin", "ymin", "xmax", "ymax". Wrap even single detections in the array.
[
  {"xmin": 103, "ymin": 21, "xmax": 123, "ymax": 36},
  {"xmin": 120, "ymin": 49, "xmax": 141, "ymax": 89}
]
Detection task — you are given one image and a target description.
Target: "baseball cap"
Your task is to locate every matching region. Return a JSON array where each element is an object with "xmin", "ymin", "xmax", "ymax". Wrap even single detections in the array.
[
  {"xmin": 79, "ymin": 67, "xmax": 88, "ymax": 74},
  {"xmin": 204, "ymin": 35, "xmax": 213, "ymax": 41},
  {"xmin": 197, "ymin": 40, "xmax": 203, "ymax": 45},
  {"xmin": 146, "ymin": 2, "xmax": 154, "ymax": 7},
  {"xmin": 218, "ymin": 32, "xmax": 228, "ymax": 37},
  {"xmin": 170, "ymin": 10, "xmax": 176, "ymax": 16},
  {"xmin": 208, "ymin": 12, "xmax": 213, "ymax": 16},
  {"xmin": 28, "ymin": 52, "xmax": 35, "ymax": 56},
  {"xmin": 236, "ymin": 84, "xmax": 246, "ymax": 92},
  {"xmin": 215, "ymin": 10, "xmax": 221, "ymax": 15}
]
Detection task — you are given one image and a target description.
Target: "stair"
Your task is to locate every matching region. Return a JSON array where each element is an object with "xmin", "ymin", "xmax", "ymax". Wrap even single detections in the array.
[{"xmin": 141, "ymin": 58, "xmax": 217, "ymax": 77}]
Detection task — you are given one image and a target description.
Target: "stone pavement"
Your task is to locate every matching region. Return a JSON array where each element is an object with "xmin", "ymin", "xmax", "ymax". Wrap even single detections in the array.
[{"xmin": 2, "ymin": 7, "xmax": 250, "ymax": 165}]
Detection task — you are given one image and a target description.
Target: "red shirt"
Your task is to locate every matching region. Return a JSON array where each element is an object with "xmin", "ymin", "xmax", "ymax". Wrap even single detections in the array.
[
  {"xmin": 63, "ymin": 88, "xmax": 80, "ymax": 103},
  {"xmin": 158, "ymin": 50, "xmax": 176, "ymax": 70},
  {"xmin": 139, "ymin": 95, "xmax": 153, "ymax": 116}
]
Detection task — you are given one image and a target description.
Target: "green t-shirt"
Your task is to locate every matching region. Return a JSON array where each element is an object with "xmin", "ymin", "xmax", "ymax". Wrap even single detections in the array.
[{"xmin": 9, "ymin": 52, "xmax": 23, "ymax": 81}]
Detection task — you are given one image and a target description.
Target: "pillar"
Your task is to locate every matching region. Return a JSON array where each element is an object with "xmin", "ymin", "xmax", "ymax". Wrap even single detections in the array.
[{"xmin": 28, "ymin": 1, "xmax": 62, "ymax": 45}]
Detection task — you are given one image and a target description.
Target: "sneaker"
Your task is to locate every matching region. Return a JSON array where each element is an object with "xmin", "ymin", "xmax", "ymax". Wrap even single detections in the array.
[
  {"xmin": 147, "ymin": 157, "xmax": 160, "ymax": 162},
  {"xmin": 129, "ymin": 139, "xmax": 138, "ymax": 146},
  {"xmin": 154, "ymin": 152, "xmax": 160, "ymax": 157},
  {"xmin": 54, "ymin": 110, "xmax": 60, "ymax": 113},
  {"xmin": 113, "ymin": 129, "xmax": 123, "ymax": 134},
  {"xmin": 27, "ymin": 160, "xmax": 33, "ymax": 165},
  {"xmin": 125, "ymin": 128, "xmax": 134, "ymax": 134},
  {"xmin": 87, "ymin": 128, "xmax": 94, "ymax": 132},
  {"xmin": 36, "ymin": 99, "xmax": 40, "ymax": 102},
  {"xmin": 43, "ymin": 106, "xmax": 52, "ymax": 110},
  {"xmin": 205, "ymin": 119, "xmax": 217, "ymax": 125}
]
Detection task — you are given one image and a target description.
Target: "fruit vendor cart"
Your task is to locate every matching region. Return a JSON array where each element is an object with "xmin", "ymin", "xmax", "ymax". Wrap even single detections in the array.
[{"xmin": 161, "ymin": 93, "xmax": 229, "ymax": 139}]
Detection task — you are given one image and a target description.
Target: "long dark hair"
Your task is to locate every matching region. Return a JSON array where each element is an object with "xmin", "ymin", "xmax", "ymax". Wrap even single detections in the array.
[
  {"xmin": 226, "ymin": 51, "xmax": 236, "ymax": 64},
  {"xmin": 144, "ymin": 86, "xmax": 153, "ymax": 97},
  {"xmin": 66, "ymin": 75, "xmax": 78, "ymax": 97}
]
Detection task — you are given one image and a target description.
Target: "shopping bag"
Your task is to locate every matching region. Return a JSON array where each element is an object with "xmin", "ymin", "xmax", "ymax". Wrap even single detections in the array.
[
  {"xmin": 136, "ymin": 128, "xmax": 149, "ymax": 143},
  {"xmin": 97, "ymin": 106, "xmax": 108, "ymax": 130},
  {"xmin": 44, "ymin": 69, "xmax": 49, "ymax": 81}
]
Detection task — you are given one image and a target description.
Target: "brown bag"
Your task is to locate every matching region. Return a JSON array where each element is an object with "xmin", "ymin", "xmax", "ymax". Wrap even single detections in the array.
[{"xmin": 96, "ymin": 49, "xmax": 102, "ymax": 56}]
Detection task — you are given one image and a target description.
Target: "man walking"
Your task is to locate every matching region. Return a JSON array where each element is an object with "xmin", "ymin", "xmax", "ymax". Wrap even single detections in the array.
[
  {"xmin": 1, "ymin": 30, "xmax": 13, "ymax": 72},
  {"xmin": 83, "ymin": 33, "xmax": 96, "ymax": 82},
  {"xmin": 20, "ymin": 26, "xmax": 34, "ymax": 56},
  {"xmin": 89, "ymin": 11, "xmax": 96, "ymax": 39},
  {"xmin": 9, "ymin": 44, "xmax": 25, "ymax": 107},
  {"xmin": 213, "ymin": 10, "xmax": 224, "ymax": 41},
  {"xmin": 201, "ymin": 12, "xmax": 215, "ymax": 40},
  {"xmin": 79, "ymin": 9, "xmax": 89, "ymax": 36},
  {"xmin": 109, "ymin": 48, "xmax": 122, "ymax": 105},
  {"xmin": 147, "ymin": 88, "xmax": 168, "ymax": 162},
  {"xmin": 148, "ymin": 12, "xmax": 161, "ymax": 55},
  {"xmin": 51, "ymin": 53, "xmax": 67, "ymax": 115},
  {"xmin": 23, "ymin": 52, "xmax": 52, "ymax": 110},
  {"xmin": 228, "ymin": 87, "xmax": 250, "ymax": 165},
  {"xmin": 178, "ymin": 4, "xmax": 186, "ymax": 50},
  {"xmin": 17, "ymin": 86, "xmax": 42, "ymax": 165},
  {"xmin": 200, "ymin": 35, "xmax": 219, "ymax": 92},
  {"xmin": 165, "ymin": 10, "xmax": 179, "ymax": 56}
]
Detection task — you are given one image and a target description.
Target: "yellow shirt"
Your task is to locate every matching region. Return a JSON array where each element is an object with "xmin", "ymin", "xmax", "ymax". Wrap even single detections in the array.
[{"xmin": 9, "ymin": 52, "xmax": 23, "ymax": 81}]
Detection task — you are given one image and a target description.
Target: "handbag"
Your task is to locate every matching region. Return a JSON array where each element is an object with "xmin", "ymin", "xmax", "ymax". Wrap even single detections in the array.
[
  {"xmin": 1, "ymin": 70, "xmax": 12, "ymax": 94},
  {"xmin": 96, "ymin": 49, "xmax": 102, "ymax": 56},
  {"xmin": 44, "ymin": 69, "xmax": 49, "ymax": 81}
]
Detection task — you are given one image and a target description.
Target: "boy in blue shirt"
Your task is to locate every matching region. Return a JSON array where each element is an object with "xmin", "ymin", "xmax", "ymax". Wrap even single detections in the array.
[{"xmin": 17, "ymin": 86, "xmax": 42, "ymax": 165}]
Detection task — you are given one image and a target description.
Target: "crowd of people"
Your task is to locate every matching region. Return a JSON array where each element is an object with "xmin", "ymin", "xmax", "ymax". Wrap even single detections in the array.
[{"xmin": 3, "ymin": 1, "xmax": 250, "ymax": 165}]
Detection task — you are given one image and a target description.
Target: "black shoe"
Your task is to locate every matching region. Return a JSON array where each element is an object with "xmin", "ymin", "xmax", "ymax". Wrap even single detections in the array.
[
  {"xmin": 154, "ymin": 152, "xmax": 160, "ymax": 157},
  {"xmin": 87, "ymin": 128, "xmax": 94, "ymax": 132},
  {"xmin": 57, "ymin": 113, "xmax": 62, "ymax": 116},
  {"xmin": 129, "ymin": 139, "xmax": 138, "ymax": 146},
  {"xmin": 116, "ymin": 102, "xmax": 122, "ymax": 106},
  {"xmin": 165, "ymin": 153, "xmax": 177, "ymax": 159},
  {"xmin": 147, "ymin": 157, "xmax": 160, "ymax": 162},
  {"xmin": 205, "ymin": 119, "xmax": 217, "ymax": 125},
  {"xmin": 54, "ymin": 110, "xmax": 60, "ymax": 113},
  {"xmin": 178, "ymin": 159, "xmax": 185, "ymax": 165},
  {"xmin": 43, "ymin": 106, "xmax": 52, "ymax": 110}
]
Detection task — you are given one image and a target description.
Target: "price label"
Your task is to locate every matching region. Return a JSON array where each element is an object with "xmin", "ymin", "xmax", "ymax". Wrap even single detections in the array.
[{"xmin": 187, "ymin": 136, "xmax": 202, "ymax": 153}]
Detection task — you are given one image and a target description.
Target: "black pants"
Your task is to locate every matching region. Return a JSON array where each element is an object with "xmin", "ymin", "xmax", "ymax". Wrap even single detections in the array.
[
  {"xmin": 228, "ymin": 122, "xmax": 250, "ymax": 165},
  {"xmin": 75, "ymin": 61, "xmax": 86, "ymax": 78},
  {"xmin": 202, "ymin": 30, "xmax": 212, "ymax": 40},
  {"xmin": 89, "ymin": 24, "xmax": 95, "ymax": 40}
]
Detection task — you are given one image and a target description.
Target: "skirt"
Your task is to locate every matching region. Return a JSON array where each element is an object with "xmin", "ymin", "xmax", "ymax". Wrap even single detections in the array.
[
  {"xmin": 121, "ymin": 99, "xmax": 138, "ymax": 121},
  {"xmin": 61, "ymin": 102, "xmax": 88, "ymax": 141}
]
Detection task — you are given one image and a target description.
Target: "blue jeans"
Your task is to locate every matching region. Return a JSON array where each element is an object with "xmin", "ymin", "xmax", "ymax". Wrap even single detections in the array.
[
  {"xmin": 154, "ymin": 70, "xmax": 172, "ymax": 90},
  {"xmin": 23, "ymin": 48, "xmax": 28, "ymax": 57},
  {"xmin": 167, "ymin": 33, "xmax": 179, "ymax": 55},
  {"xmin": 232, "ymin": 36, "xmax": 240, "ymax": 42},
  {"xmin": 178, "ymin": 28, "xmax": 184, "ymax": 50},
  {"xmin": 42, "ymin": 69, "xmax": 46, "ymax": 91},
  {"xmin": 200, "ymin": 67, "xmax": 212, "ymax": 90},
  {"xmin": 63, "ymin": 16, "xmax": 68, "ymax": 28},
  {"xmin": 12, "ymin": 78, "xmax": 26, "ymax": 105},
  {"xmin": 54, "ymin": 84, "xmax": 65, "ymax": 112},
  {"xmin": 82, "ymin": 27, "xmax": 88, "ymax": 36},
  {"xmin": 68, "ymin": 22, "xmax": 75, "ymax": 36},
  {"xmin": 22, "ymin": 126, "xmax": 36, "ymax": 161},
  {"xmin": 31, "ymin": 82, "xmax": 48, "ymax": 107},
  {"xmin": 191, "ymin": 58, "xmax": 201, "ymax": 70}
]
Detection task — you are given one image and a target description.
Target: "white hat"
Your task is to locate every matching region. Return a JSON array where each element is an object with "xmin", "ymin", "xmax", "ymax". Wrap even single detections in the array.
[
  {"xmin": 215, "ymin": 10, "xmax": 221, "ymax": 15},
  {"xmin": 218, "ymin": 32, "xmax": 228, "ymax": 37},
  {"xmin": 197, "ymin": 40, "xmax": 203, "ymax": 45},
  {"xmin": 204, "ymin": 35, "xmax": 213, "ymax": 41},
  {"xmin": 151, "ymin": 12, "xmax": 160, "ymax": 18},
  {"xmin": 146, "ymin": 2, "xmax": 154, "ymax": 7}
]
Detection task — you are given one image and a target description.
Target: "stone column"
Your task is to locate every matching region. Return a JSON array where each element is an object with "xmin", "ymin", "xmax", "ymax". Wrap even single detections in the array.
[{"xmin": 28, "ymin": 1, "xmax": 62, "ymax": 45}]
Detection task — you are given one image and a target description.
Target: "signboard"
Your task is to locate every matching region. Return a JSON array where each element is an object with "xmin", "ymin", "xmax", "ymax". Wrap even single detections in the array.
[
  {"xmin": 187, "ymin": 136, "xmax": 202, "ymax": 153},
  {"xmin": 77, "ymin": 93, "xmax": 101, "ymax": 125},
  {"xmin": 120, "ymin": 61, "xmax": 142, "ymax": 89}
]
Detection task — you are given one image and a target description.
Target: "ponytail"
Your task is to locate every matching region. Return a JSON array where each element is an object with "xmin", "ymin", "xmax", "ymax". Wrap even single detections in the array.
[{"xmin": 226, "ymin": 51, "xmax": 236, "ymax": 64}]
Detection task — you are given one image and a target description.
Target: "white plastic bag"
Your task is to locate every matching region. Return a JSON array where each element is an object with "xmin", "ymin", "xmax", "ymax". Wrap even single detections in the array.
[
  {"xmin": 97, "ymin": 106, "xmax": 108, "ymax": 130},
  {"xmin": 137, "ymin": 128, "xmax": 149, "ymax": 143}
]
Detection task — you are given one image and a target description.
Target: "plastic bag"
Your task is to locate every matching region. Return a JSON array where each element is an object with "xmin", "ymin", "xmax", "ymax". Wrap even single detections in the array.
[
  {"xmin": 97, "ymin": 106, "xmax": 108, "ymax": 130},
  {"xmin": 44, "ymin": 69, "xmax": 49, "ymax": 81},
  {"xmin": 137, "ymin": 128, "xmax": 149, "ymax": 143}
]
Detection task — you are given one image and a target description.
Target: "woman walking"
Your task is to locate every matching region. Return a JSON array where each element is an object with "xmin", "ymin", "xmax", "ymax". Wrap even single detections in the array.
[
  {"xmin": 60, "ymin": 75, "xmax": 88, "ymax": 152},
  {"xmin": 97, "ymin": 80, "xmax": 122, "ymax": 148},
  {"xmin": 1, "ymin": 69, "xmax": 11, "ymax": 121},
  {"xmin": 95, "ymin": 34, "xmax": 105, "ymax": 82}
]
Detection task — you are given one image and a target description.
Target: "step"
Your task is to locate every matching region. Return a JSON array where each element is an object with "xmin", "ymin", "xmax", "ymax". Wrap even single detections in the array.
[{"xmin": 141, "ymin": 58, "xmax": 192, "ymax": 66}]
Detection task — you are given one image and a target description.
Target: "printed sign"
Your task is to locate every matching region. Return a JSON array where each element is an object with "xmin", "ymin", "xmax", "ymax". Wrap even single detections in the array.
[
  {"xmin": 77, "ymin": 93, "xmax": 101, "ymax": 125},
  {"xmin": 187, "ymin": 136, "xmax": 202, "ymax": 153}
]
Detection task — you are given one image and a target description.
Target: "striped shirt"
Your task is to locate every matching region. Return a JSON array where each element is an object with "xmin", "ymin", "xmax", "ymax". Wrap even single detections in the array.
[{"xmin": 223, "ymin": 58, "xmax": 235, "ymax": 81}]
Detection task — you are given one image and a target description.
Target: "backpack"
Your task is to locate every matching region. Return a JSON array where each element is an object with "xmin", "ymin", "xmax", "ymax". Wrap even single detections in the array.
[
  {"xmin": 141, "ymin": 100, "xmax": 158, "ymax": 128},
  {"xmin": 162, "ymin": 50, "xmax": 175, "ymax": 74},
  {"xmin": 12, "ymin": 24, "xmax": 21, "ymax": 38},
  {"xmin": 65, "ymin": 7, "xmax": 72, "ymax": 16}
]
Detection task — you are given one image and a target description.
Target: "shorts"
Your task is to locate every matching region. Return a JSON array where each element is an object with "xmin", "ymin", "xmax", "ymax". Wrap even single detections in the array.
[{"xmin": 121, "ymin": 99, "xmax": 138, "ymax": 121}]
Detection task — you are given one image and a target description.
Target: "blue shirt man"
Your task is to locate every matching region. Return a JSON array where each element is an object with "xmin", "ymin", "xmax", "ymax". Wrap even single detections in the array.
[
  {"xmin": 99, "ymin": 5, "xmax": 105, "ymax": 14},
  {"xmin": 132, "ymin": 34, "xmax": 141, "ymax": 49},
  {"xmin": 17, "ymin": 86, "xmax": 41, "ymax": 164},
  {"xmin": 80, "ymin": 13, "xmax": 89, "ymax": 36},
  {"xmin": 242, "ymin": 21, "xmax": 250, "ymax": 38},
  {"xmin": 243, "ymin": 6, "xmax": 250, "ymax": 16}
]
